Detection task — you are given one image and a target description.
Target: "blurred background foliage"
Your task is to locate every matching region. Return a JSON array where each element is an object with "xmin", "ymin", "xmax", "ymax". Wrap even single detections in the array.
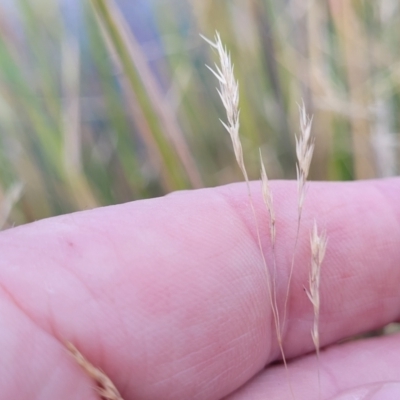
[{"xmin": 0, "ymin": 0, "xmax": 399, "ymax": 226}]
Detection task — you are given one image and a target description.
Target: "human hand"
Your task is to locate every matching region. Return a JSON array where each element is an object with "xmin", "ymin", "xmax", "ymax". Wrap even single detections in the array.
[{"xmin": 0, "ymin": 179, "xmax": 399, "ymax": 399}]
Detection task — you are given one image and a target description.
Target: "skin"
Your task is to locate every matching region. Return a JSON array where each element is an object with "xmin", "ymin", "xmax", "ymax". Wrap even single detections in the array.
[{"xmin": 0, "ymin": 178, "xmax": 399, "ymax": 400}]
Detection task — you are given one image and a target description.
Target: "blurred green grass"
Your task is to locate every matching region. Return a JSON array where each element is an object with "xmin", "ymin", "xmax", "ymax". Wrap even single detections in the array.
[{"xmin": 0, "ymin": 0, "xmax": 399, "ymax": 226}]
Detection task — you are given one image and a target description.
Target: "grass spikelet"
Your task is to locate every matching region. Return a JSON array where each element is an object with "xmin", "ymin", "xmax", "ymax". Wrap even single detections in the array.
[
  {"xmin": 67, "ymin": 342, "xmax": 123, "ymax": 400},
  {"xmin": 296, "ymin": 102, "xmax": 315, "ymax": 215},
  {"xmin": 305, "ymin": 222, "xmax": 327, "ymax": 397},
  {"xmin": 259, "ymin": 150, "xmax": 276, "ymax": 245}
]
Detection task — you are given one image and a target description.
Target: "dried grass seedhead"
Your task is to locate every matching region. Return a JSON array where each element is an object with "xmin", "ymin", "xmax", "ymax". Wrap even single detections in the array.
[
  {"xmin": 296, "ymin": 102, "xmax": 315, "ymax": 213},
  {"xmin": 204, "ymin": 35, "xmax": 293, "ymax": 393},
  {"xmin": 306, "ymin": 221, "xmax": 328, "ymax": 350},
  {"xmin": 201, "ymin": 32, "xmax": 248, "ymax": 182},
  {"xmin": 283, "ymin": 102, "xmax": 315, "ymax": 336},
  {"xmin": 67, "ymin": 342, "xmax": 123, "ymax": 400},
  {"xmin": 204, "ymin": 35, "xmax": 325, "ymax": 400},
  {"xmin": 259, "ymin": 149, "xmax": 276, "ymax": 244},
  {"xmin": 310, "ymin": 222, "xmax": 328, "ymax": 269},
  {"xmin": 305, "ymin": 221, "xmax": 327, "ymax": 398}
]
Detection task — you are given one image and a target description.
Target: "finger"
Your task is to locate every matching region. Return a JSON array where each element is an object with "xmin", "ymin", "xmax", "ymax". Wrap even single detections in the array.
[
  {"xmin": 273, "ymin": 178, "xmax": 400, "ymax": 359},
  {"xmin": 0, "ymin": 179, "xmax": 399, "ymax": 400},
  {"xmin": 1, "ymin": 184, "xmax": 274, "ymax": 400},
  {"xmin": 224, "ymin": 332, "xmax": 400, "ymax": 400},
  {"xmin": 0, "ymin": 283, "xmax": 98, "ymax": 399}
]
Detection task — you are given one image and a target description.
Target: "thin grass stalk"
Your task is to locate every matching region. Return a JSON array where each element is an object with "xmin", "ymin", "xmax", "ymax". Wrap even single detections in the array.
[
  {"xmin": 283, "ymin": 103, "xmax": 315, "ymax": 337},
  {"xmin": 204, "ymin": 32, "xmax": 295, "ymax": 399},
  {"xmin": 260, "ymin": 148, "xmax": 296, "ymax": 398}
]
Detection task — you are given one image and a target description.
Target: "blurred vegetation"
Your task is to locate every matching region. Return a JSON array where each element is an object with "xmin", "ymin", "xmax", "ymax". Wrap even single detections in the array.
[{"xmin": 0, "ymin": 0, "xmax": 399, "ymax": 225}]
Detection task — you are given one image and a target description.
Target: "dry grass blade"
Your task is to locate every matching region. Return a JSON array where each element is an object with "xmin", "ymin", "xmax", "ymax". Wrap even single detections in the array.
[
  {"xmin": 305, "ymin": 221, "xmax": 327, "ymax": 398},
  {"xmin": 67, "ymin": 342, "xmax": 123, "ymax": 400}
]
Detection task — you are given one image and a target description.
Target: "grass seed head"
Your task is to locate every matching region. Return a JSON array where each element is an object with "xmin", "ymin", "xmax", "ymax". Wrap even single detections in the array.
[
  {"xmin": 202, "ymin": 32, "xmax": 248, "ymax": 181},
  {"xmin": 306, "ymin": 221, "xmax": 328, "ymax": 350},
  {"xmin": 260, "ymin": 149, "xmax": 276, "ymax": 244},
  {"xmin": 67, "ymin": 342, "xmax": 123, "ymax": 400},
  {"xmin": 296, "ymin": 102, "xmax": 315, "ymax": 213}
]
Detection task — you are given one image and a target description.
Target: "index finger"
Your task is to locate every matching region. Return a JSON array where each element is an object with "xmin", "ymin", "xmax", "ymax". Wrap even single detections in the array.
[{"xmin": 0, "ymin": 178, "xmax": 399, "ymax": 400}]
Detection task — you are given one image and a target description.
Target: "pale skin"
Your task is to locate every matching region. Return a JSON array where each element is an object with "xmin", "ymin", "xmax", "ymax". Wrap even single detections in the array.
[{"xmin": 0, "ymin": 179, "xmax": 399, "ymax": 400}]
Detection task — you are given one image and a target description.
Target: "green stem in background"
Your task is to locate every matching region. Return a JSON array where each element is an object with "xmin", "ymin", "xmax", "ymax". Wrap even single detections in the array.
[
  {"xmin": 89, "ymin": 0, "xmax": 199, "ymax": 191},
  {"xmin": 85, "ymin": 5, "xmax": 148, "ymax": 199},
  {"xmin": 17, "ymin": 0, "xmax": 62, "ymax": 126},
  {"xmin": 0, "ymin": 39, "xmax": 62, "ymax": 175},
  {"xmin": 250, "ymin": 0, "xmax": 295, "ymax": 171}
]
